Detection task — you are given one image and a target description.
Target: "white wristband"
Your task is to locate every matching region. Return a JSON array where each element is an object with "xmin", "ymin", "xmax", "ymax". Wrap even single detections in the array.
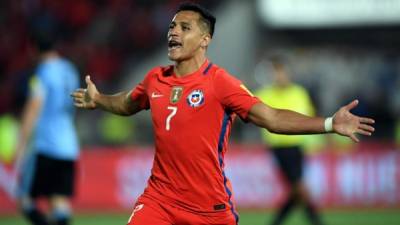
[{"xmin": 324, "ymin": 117, "xmax": 333, "ymax": 132}]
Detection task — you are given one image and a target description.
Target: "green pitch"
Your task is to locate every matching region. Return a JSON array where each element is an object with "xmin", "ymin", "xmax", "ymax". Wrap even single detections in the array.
[{"xmin": 1, "ymin": 209, "xmax": 399, "ymax": 225}]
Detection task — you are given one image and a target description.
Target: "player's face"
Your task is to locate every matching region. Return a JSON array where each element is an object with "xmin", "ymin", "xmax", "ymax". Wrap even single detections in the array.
[
  {"xmin": 167, "ymin": 11, "xmax": 209, "ymax": 62},
  {"xmin": 273, "ymin": 64, "xmax": 291, "ymax": 87}
]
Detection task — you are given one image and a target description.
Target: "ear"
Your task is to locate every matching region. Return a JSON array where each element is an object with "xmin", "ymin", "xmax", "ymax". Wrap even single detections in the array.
[{"xmin": 200, "ymin": 34, "xmax": 211, "ymax": 48}]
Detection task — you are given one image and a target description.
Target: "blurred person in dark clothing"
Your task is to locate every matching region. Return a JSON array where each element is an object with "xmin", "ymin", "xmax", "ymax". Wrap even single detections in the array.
[{"xmin": 255, "ymin": 57, "xmax": 325, "ymax": 225}]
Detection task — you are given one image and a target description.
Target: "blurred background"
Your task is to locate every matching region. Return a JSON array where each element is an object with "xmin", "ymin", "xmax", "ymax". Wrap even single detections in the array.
[{"xmin": 0, "ymin": 0, "xmax": 399, "ymax": 225}]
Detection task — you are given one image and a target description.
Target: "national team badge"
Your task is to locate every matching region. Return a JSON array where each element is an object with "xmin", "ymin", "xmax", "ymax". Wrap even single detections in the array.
[{"xmin": 187, "ymin": 89, "xmax": 204, "ymax": 107}]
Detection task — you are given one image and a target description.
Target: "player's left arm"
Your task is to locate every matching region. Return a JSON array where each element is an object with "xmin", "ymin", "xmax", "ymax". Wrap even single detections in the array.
[
  {"xmin": 15, "ymin": 78, "xmax": 44, "ymax": 162},
  {"xmin": 247, "ymin": 99, "xmax": 375, "ymax": 142}
]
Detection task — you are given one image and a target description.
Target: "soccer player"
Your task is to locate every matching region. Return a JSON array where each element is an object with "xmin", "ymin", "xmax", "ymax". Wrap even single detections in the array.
[
  {"xmin": 71, "ymin": 3, "xmax": 374, "ymax": 225},
  {"xmin": 255, "ymin": 57, "xmax": 324, "ymax": 225},
  {"xmin": 15, "ymin": 31, "xmax": 80, "ymax": 225}
]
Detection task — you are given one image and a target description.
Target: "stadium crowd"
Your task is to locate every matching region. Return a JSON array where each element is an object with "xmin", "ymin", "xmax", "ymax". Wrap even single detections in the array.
[
  {"xmin": 0, "ymin": 0, "xmax": 222, "ymax": 115},
  {"xmin": 0, "ymin": 0, "xmax": 398, "ymax": 146}
]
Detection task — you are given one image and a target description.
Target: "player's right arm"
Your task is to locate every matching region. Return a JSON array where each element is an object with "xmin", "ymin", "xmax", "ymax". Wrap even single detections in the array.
[
  {"xmin": 213, "ymin": 69, "xmax": 374, "ymax": 143},
  {"xmin": 71, "ymin": 75, "xmax": 142, "ymax": 116}
]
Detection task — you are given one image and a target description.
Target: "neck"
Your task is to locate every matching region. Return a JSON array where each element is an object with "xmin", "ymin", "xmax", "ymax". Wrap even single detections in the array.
[
  {"xmin": 275, "ymin": 81, "xmax": 291, "ymax": 88},
  {"xmin": 174, "ymin": 54, "xmax": 207, "ymax": 77},
  {"xmin": 40, "ymin": 50, "xmax": 59, "ymax": 61}
]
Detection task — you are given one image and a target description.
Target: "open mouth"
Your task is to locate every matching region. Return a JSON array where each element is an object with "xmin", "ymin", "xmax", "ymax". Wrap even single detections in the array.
[{"xmin": 168, "ymin": 40, "xmax": 182, "ymax": 50}]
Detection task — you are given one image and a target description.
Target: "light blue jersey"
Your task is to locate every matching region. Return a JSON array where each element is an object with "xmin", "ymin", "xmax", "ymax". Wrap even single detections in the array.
[{"xmin": 29, "ymin": 57, "xmax": 79, "ymax": 160}]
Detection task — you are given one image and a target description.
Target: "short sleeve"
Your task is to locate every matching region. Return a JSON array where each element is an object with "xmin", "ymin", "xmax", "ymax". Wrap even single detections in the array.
[
  {"xmin": 212, "ymin": 69, "xmax": 260, "ymax": 120},
  {"xmin": 130, "ymin": 67, "xmax": 162, "ymax": 110},
  {"xmin": 29, "ymin": 74, "xmax": 46, "ymax": 99},
  {"xmin": 130, "ymin": 81, "xmax": 150, "ymax": 110}
]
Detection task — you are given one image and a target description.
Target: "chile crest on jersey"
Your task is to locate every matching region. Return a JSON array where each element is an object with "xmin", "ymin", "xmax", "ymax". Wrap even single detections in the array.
[{"xmin": 187, "ymin": 89, "xmax": 204, "ymax": 107}]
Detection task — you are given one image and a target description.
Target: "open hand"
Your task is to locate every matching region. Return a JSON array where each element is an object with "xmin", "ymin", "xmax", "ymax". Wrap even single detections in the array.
[
  {"xmin": 333, "ymin": 100, "xmax": 375, "ymax": 142},
  {"xmin": 71, "ymin": 75, "xmax": 99, "ymax": 109}
]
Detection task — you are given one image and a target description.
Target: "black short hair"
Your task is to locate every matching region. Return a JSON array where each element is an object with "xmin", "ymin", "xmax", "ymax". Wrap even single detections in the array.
[
  {"xmin": 268, "ymin": 55, "xmax": 288, "ymax": 68},
  {"xmin": 28, "ymin": 15, "xmax": 61, "ymax": 53},
  {"xmin": 176, "ymin": 2, "xmax": 216, "ymax": 37},
  {"xmin": 29, "ymin": 29, "xmax": 57, "ymax": 53}
]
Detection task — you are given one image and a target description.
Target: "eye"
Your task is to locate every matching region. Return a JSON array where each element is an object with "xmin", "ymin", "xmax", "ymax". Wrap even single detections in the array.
[
  {"xmin": 182, "ymin": 25, "xmax": 190, "ymax": 31},
  {"xmin": 169, "ymin": 23, "xmax": 175, "ymax": 29}
]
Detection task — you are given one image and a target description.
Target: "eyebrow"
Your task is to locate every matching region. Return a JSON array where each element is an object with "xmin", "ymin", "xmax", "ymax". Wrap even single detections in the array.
[
  {"xmin": 170, "ymin": 20, "xmax": 193, "ymax": 26},
  {"xmin": 183, "ymin": 22, "xmax": 192, "ymax": 28}
]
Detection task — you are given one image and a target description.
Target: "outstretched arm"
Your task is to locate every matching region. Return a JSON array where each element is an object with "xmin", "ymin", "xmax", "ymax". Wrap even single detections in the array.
[
  {"xmin": 71, "ymin": 75, "xmax": 142, "ymax": 116},
  {"xmin": 248, "ymin": 99, "xmax": 375, "ymax": 142}
]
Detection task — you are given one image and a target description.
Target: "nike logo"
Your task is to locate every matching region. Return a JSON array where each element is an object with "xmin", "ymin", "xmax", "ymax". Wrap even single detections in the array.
[{"xmin": 151, "ymin": 92, "xmax": 163, "ymax": 98}]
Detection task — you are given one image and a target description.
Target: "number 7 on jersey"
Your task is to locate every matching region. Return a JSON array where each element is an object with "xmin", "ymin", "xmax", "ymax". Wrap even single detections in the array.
[{"xmin": 166, "ymin": 106, "xmax": 177, "ymax": 131}]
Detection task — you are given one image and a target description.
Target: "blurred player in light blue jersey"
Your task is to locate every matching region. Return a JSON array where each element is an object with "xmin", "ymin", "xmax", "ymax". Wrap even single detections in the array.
[{"xmin": 14, "ymin": 31, "xmax": 79, "ymax": 225}]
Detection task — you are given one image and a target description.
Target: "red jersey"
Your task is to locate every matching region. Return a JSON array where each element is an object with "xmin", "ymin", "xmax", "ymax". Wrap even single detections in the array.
[{"xmin": 130, "ymin": 59, "xmax": 260, "ymax": 217}]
